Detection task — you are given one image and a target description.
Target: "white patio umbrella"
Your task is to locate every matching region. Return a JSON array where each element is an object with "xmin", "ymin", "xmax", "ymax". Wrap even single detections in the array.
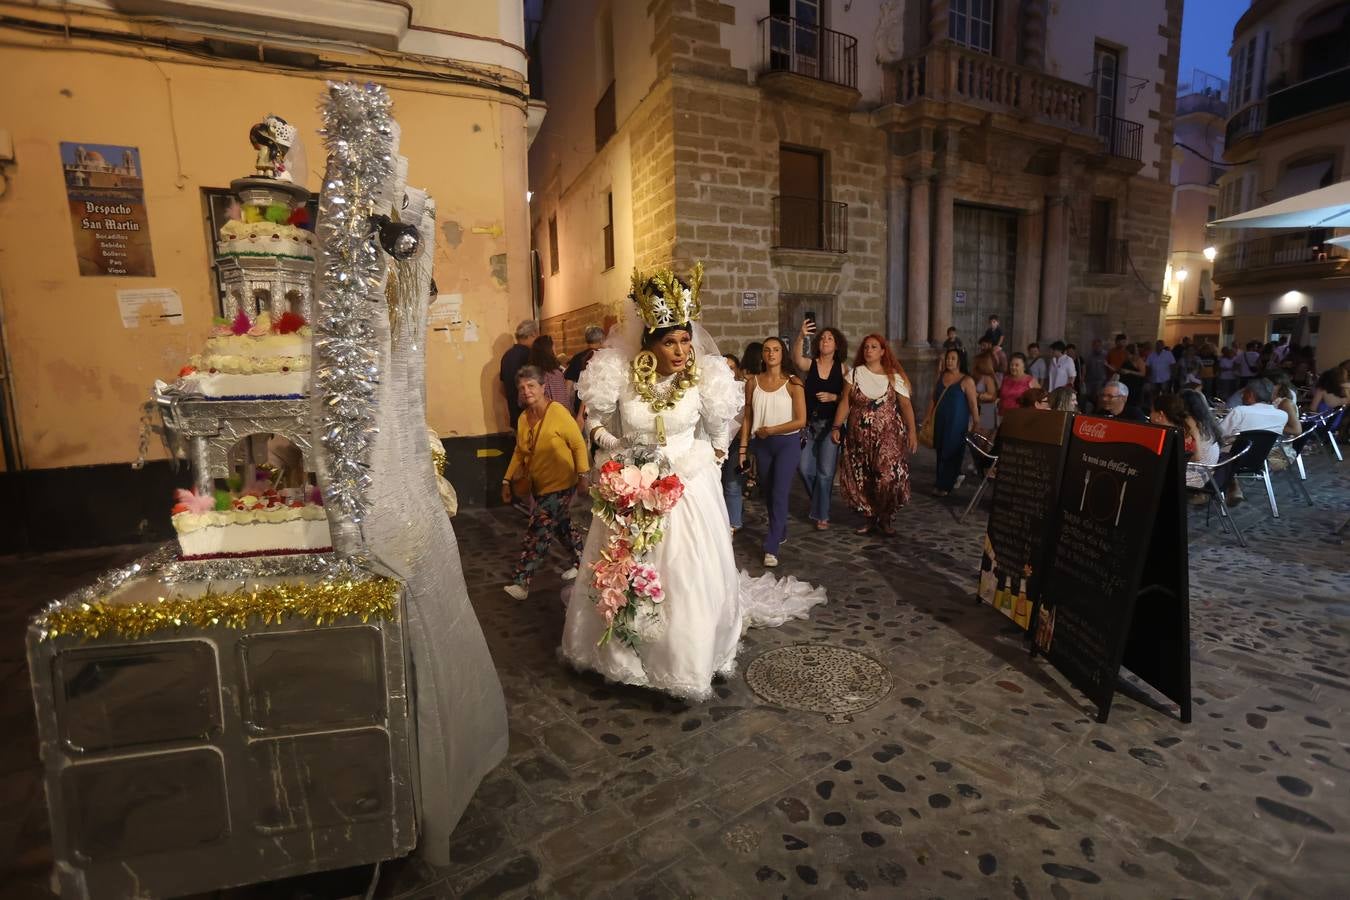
[{"xmin": 1209, "ymin": 179, "xmax": 1350, "ymax": 229}]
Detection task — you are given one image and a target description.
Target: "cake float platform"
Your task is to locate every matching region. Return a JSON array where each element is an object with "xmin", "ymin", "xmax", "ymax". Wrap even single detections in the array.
[{"xmin": 26, "ymin": 85, "xmax": 507, "ymax": 899}]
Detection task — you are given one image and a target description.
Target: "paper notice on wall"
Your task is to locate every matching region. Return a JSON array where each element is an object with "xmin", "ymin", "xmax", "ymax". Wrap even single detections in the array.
[
  {"xmin": 116, "ymin": 288, "xmax": 183, "ymax": 328},
  {"xmin": 428, "ymin": 293, "xmax": 463, "ymax": 326},
  {"xmin": 463, "ymin": 320, "xmax": 479, "ymax": 343}
]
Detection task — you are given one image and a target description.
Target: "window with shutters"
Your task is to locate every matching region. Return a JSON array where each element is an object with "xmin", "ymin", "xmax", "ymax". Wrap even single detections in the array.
[{"xmin": 548, "ymin": 214, "xmax": 559, "ymax": 275}]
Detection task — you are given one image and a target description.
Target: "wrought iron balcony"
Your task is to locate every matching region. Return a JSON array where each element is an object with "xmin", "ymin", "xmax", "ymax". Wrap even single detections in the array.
[
  {"xmin": 1089, "ymin": 238, "xmax": 1130, "ymax": 275},
  {"xmin": 1225, "ymin": 102, "xmax": 1263, "ymax": 149},
  {"xmin": 758, "ymin": 16, "xmax": 857, "ymax": 90},
  {"xmin": 1266, "ymin": 65, "xmax": 1350, "ymax": 129},
  {"xmin": 885, "ymin": 43, "xmax": 1093, "ymax": 133},
  {"xmin": 1214, "ymin": 234, "xmax": 1350, "ymax": 280},
  {"xmin": 1096, "ymin": 115, "xmax": 1143, "ymax": 161},
  {"xmin": 772, "ymin": 196, "xmax": 848, "ymax": 253}
]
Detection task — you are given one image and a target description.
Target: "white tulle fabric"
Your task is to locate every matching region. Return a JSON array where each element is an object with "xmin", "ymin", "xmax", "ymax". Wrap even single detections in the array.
[{"xmin": 563, "ymin": 319, "xmax": 827, "ymax": 701}]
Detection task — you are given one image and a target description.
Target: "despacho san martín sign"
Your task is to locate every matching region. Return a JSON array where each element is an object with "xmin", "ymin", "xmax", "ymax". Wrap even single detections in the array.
[{"xmin": 61, "ymin": 142, "xmax": 156, "ymax": 277}]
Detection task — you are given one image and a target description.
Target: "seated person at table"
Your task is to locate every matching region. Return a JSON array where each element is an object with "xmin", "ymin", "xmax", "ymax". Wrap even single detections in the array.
[
  {"xmin": 1097, "ymin": 380, "xmax": 1148, "ymax": 422},
  {"xmin": 1216, "ymin": 377, "xmax": 1287, "ymax": 503}
]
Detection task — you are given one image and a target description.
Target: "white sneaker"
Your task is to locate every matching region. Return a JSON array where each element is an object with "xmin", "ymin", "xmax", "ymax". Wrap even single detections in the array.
[
  {"xmin": 763, "ymin": 553, "xmax": 778, "ymax": 568},
  {"xmin": 561, "ymin": 567, "xmax": 578, "ymax": 581},
  {"xmin": 954, "ymin": 474, "xmax": 966, "ymax": 490},
  {"xmin": 503, "ymin": 584, "xmax": 529, "ymax": 600}
]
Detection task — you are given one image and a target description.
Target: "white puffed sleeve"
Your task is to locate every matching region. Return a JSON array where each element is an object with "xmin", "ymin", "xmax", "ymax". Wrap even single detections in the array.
[
  {"xmin": 697, "ymin": 354, "xmax": 744, "ymax": 453},
  {"xmin": 578, "ymin": 348, "xmax": 627, "ymax": 447}
]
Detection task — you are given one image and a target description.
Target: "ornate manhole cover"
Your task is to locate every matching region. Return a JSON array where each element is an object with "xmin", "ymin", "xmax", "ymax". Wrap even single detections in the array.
[{"xmin": 745, "ymin": 643, "xmax": 893, "ymax": 715}]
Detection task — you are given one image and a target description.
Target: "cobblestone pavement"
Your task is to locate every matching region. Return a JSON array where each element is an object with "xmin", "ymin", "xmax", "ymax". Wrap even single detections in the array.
[{"xmin": 2, "ymin": 447, "xmax": 1347, "ymax": 899}]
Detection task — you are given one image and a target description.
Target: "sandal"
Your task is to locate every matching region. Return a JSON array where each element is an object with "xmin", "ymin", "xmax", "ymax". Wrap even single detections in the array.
[
  {"xmin": 854, "ymin": 524, "xmax": 874, "ymax": 535},
  {"xmin": 815, "ymin": 520, "xmax": 830, "ymax": 531}
]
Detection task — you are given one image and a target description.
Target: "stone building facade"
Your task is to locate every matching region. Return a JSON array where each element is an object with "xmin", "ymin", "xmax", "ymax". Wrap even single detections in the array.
[
  {"xmin": 1163, "ymin": 74, "xmax": 1228, "ymax": 346},
  {"xmin": 529, "ymin": 0, "xmax": 1180, "ymax": 401},
  {"xmin": 1212, "ymin": 0, "xmax": 1350, "ymax": 368}
]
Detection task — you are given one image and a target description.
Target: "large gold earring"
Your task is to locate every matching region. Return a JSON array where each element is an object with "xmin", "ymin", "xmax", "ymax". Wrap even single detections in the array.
[{"xmin": 631, "ymin": 350, "xmax": 658, "ymax": 388}]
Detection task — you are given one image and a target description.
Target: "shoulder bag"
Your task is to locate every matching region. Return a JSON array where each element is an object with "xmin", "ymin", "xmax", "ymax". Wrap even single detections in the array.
[
  {"xmin": 510, "ymin": 405, "xmax": 549, "ymax": 499},
  {"xmin": 918, "ymin": 379, "xmax": 952, "ymax": 449}
]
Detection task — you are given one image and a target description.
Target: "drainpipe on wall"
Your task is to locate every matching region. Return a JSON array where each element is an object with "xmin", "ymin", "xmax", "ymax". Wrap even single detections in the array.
[{"xmin": 0, "ymin": 285, "xmax": 24, "ymax": 472}]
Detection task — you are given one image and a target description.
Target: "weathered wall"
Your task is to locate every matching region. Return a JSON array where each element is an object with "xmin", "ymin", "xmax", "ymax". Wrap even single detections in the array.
[{"xmin": 0, "ymin": 10, "xmax": 531, "ymax": 471}]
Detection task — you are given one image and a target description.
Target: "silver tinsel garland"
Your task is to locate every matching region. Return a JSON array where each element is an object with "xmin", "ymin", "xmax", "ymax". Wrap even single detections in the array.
[
  {"xmin": 33, "ymin": 544, "xmax": 391, "ymax": 636},
  {"xmin": 313, "ymin": 82, "xmax": 395, "ymax": 529}
]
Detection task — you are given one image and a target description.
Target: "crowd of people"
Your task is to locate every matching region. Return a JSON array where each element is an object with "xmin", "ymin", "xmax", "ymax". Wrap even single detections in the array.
[{"xmin": 496, "ymin": 307, "xmax": 1350, "ymax": 584}]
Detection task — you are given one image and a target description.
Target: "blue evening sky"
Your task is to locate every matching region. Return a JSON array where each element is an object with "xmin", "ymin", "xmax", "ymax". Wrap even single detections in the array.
[{"xmin": 1178, "ymin": 0, "xmax": 1249, "ymax": 90}]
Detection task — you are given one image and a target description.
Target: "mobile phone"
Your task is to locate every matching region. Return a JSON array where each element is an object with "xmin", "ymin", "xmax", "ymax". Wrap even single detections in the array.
[{"xmin": 804, "ymin": 310, "xmax": 817, "ymax": 325}]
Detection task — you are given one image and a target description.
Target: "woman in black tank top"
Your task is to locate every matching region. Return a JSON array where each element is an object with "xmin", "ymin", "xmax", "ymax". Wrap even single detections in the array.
[{"xmin": 792, "ymin": 319, "xmax": 848, "ymax": 529}]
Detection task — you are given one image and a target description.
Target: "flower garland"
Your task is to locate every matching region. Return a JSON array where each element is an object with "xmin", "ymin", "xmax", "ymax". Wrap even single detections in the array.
[{"xmin": 588, "ymin": 448, "xmax": 684, "ymax": 647}]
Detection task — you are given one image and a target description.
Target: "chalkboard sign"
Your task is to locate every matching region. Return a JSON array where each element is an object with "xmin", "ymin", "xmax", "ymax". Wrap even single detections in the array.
[
  {"xmin": 977, "ymin": 409, "xmax": 1072, "ymax": 629},
  {"xmin": 1031, "ymin": 415, "xmax": 1191, "ymax": 723}
]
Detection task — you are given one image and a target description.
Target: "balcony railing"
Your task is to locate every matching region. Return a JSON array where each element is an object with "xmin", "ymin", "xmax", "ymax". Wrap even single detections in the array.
[
  {"xmin": 1225, "ymin": 102, "xmax": 1263, "ymax": 149},
  {"xmin": 885, "ymin": 43, "xmax": 1092, "ymax": 132},
  {"xmin": 594, "ymin": 80, "xmax": 616, "ymax": 150},
  {"xmin": 1088, "ymin": 238, "xmax": 1130, "ymax": 275},
  {"xmin": 1096, "ymin": 115, "xmax": 1143, "ymax": 161},
  {"xmin": 1266, "ymin": 64, "xmax": 1350, "ymax": 129},
  {"xmin": 758, "ymin": 16, "xmax": 858, "ymax": 89},
  {"xmin": 773, "ymin": 196, "xmax": 848, "ymax": 253},
  {"xmin": 1214, "ymin": 234, "xmax": 1350, "ymax": 278}
]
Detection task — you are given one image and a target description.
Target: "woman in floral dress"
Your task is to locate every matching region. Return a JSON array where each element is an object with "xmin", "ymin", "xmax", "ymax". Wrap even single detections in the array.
[{"xmin": 830, "ymin": 333, "xmax": 917, "ymax": 536}]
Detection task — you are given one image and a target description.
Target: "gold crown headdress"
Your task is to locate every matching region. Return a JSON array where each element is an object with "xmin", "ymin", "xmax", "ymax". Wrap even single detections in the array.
[{"xmin": 629, "ymin": 262, "xmax": 703, "ymax": 331}]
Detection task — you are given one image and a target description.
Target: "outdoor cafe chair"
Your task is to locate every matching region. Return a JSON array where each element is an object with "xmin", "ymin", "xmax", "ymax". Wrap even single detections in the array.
[
  {"xmin": 1227, "ymin": 429, "xmax": 1283, "ymax": 518},
  {"xmin": 959, "ymin": 432, "xmax": 998, "ymax": 523},
  {"xmin": 1274, "ymin": 419, "xmax": 1323, "ymax": 507},
  {"xmin": 1186, "ymin": 443, "xmax": 1252, "ymax": 548},
  {"xmin": 1321, "ymin": 408, "xmax": 1344, "ymax": 462}
]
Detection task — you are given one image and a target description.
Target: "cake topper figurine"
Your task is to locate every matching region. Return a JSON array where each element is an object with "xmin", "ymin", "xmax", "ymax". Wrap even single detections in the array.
[{"xmin": 250, "ymin": 114, "xmax": 298, "ymax": 181}]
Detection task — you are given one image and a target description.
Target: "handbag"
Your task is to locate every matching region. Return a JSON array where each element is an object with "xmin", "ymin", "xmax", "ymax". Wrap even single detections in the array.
[
  {"xmin": 918, "ymin": 381, "xmax": 952, "ymax": 449},
  {"xmin": 509, "ymin": 407, "xmax": 548, "ymax": 499}
]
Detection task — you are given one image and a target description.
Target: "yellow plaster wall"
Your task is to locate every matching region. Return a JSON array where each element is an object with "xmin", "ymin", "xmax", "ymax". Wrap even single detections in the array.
[{"xmin": 0, "ymin": 42, "xmax": 531, "ymax": 470}]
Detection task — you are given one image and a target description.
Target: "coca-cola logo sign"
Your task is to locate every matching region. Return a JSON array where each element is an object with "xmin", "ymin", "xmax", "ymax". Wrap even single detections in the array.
[{"xmin": 1078, "ymin": 421, "xmax": 1109, "ymax": 440}]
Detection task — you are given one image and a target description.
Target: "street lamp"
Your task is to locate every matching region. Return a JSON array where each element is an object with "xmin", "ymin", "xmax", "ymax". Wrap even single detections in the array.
[{"xmin": 1203, "ymin": 246, "xmax": 1217, "ymax": 262}]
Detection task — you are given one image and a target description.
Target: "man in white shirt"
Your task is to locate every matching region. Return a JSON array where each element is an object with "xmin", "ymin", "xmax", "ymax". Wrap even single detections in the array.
[
  {"xmin": 1145, "ymin": 340, "xmax": 1176, "ymax": 392},
  {"xmin": 1241, "ymin": 342, "xmax": 1261, "ymax": 385},
  {"xmin": 1045, "ymin": 340, "xmax": 1077, "ymax": 392},
  {"xmin": 1217, "ymin": 377, "xmax": 1287, "ymax": 449},
  {"xmin": 1026, "ymin": 342, "xmax": 1047, "ymax": 383},
  {"xmin": 1216, "ymin": 377, "xmax": 1288, "ymax": 503}
]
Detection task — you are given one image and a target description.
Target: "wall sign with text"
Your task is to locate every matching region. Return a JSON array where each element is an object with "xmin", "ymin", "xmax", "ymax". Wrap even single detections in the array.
[{"xmin": 60, "ymin": 142, "xmax": 155, "ymax": 277}]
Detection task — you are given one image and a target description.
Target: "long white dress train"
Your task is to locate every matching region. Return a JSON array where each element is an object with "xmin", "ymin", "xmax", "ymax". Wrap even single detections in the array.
[{"xmin": 560, "ymin": 348, "xmax": 825, "ymax": 701}]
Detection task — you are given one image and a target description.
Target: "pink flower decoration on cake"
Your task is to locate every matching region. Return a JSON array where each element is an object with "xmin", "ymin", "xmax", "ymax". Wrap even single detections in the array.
[
  {"xmin": 173, "ymin": 488, "xmax": 216, "ymax": 515},
  {"xmin": 230, "ymin": 310, "xmax": 252, "ymax": 335}
]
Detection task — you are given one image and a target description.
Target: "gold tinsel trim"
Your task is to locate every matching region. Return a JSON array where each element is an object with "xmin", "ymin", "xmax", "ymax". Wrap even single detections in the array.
[{"xmin": 36, "ymin": 577, "xmax": 401, "ymax": 641}]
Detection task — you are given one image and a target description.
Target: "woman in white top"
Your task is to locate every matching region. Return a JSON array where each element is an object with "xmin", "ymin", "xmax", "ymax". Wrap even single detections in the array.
[
  {"xmin": 739, "ymin": 336, "xmax": 806, "ymax": 568},
  {"xmin": 830, "ymin": 333, "xmax": 917, "ymax": 536}
]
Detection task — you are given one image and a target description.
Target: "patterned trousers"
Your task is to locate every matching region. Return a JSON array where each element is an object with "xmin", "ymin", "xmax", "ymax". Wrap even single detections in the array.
[{"xmin": 511, "ymin": 488, "xmax": 584, "ymax": 588}]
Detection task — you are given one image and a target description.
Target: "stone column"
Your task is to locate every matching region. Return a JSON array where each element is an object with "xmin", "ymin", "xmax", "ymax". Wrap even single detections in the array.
[
  {"xmin": 886, "ymin": 177, "xmax": 908, "ymax": 346},
  {"xmin": 906, "ymin": 175, "xmax": 931, "ymax": 348},
  {"xmin": 930, "ymin": 175, "xmax": 954, "ymax": 344},
  {"xmin": 1040, "ymin": 193, "xmax": 1069, "ymax": 342},
  {"xmin": 1013, "ymin": 207, "xmax": 1043, "ymax": 353},
  {"xmin": 1021, "ymin": 0, "xmax": 1047, "ymax": 70},
  {"xmin": 928, "ymin": 0, "xmax": 948, "ymax": 46}
]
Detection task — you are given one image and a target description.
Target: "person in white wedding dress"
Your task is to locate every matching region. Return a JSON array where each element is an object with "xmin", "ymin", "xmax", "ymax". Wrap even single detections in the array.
[{"xmin": 561, "ymin": 264, "xmax": 826, "ymax": 701}]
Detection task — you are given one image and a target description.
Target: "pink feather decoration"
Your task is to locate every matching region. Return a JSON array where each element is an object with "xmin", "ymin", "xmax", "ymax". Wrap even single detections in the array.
[{"xmin": 174, "ymin": 489, "xmax": 216, "ymax": 514}]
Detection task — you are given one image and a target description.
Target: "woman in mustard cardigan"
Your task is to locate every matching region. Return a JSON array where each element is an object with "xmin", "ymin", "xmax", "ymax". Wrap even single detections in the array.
[{"xmin": 501, "ymin": 366, "xmax": 590, "ymax": 600}]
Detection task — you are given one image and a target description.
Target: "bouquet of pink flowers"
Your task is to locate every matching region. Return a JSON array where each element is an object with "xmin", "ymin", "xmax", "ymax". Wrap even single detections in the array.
[{"xmin": 588, "ymin": 448, "xmax": 684, "ymax": 647}]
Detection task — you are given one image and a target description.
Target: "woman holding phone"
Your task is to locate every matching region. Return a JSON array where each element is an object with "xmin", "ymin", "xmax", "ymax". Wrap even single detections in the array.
[{"xmin": 792, "ymin": 315, "xmax": 848, "ymax": 530}]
